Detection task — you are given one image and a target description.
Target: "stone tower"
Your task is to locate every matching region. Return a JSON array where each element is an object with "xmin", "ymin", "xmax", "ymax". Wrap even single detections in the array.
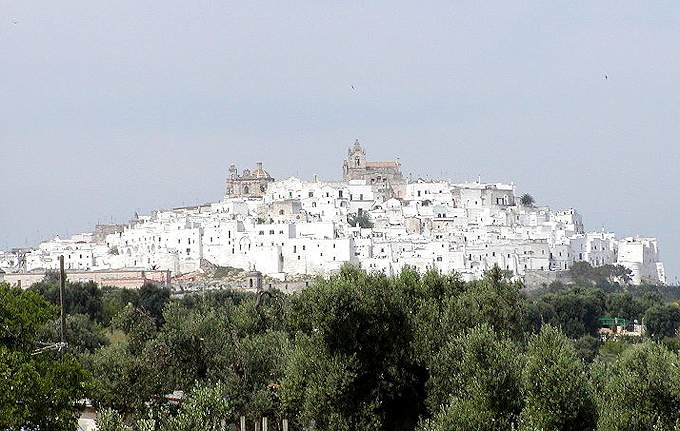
[
  {"xmin": 343, "ymin": 139, "xmax": 367, "ymax": 180},
  {"xmin": 225, "ymin": 162, "xmax": 274, "ymax": 198}
]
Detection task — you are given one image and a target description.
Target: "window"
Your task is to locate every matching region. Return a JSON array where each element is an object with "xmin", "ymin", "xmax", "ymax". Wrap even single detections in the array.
[
  {"xmin": 309, "ymin": 191, "xmax": 313, "ymax": 198},
  {"xmin": 339, "ymin": 190, "xmax": 343, "ymax": 198}
]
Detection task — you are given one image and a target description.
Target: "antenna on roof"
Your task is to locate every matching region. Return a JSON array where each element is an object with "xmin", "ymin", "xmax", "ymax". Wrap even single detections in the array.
[{"xmin": 32, "ymin": 256, "xmax": 68, "ymax": 357}]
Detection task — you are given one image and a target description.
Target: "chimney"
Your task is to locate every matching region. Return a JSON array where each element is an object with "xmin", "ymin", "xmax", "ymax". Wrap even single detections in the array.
[{"xmin": 256, "ymin": 162, "xmax": 263, "ymax": 170}]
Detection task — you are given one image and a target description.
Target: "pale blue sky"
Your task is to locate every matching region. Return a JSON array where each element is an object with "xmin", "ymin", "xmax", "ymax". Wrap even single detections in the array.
[{"xmin": 1, "ymin": 1, "xmax": 678, "ymax": 281}]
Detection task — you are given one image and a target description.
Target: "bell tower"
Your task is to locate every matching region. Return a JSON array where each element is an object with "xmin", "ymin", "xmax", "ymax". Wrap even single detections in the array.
[{"xmin": 343, "ymin": 139, "xmax": 367, "ymax": 180}]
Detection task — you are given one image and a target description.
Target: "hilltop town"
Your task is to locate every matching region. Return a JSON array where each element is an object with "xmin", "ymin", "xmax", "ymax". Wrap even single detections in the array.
[{"xmin": 0, "ymin": 141, "xmax": 666, "ymax": 288}]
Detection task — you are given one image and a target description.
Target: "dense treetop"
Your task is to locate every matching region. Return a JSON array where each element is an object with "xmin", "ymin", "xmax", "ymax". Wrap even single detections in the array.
[{"xmin": 1, "ymin": 264, "xmax": 680, "ymax": 430}]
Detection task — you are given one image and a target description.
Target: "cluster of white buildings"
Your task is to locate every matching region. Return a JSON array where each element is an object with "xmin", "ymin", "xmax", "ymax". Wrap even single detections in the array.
[{"xmin": 0, "ymin": 142, "xmax": 667, "ymax": 286}]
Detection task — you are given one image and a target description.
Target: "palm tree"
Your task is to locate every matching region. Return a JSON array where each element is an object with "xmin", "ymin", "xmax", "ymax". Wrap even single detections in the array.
[{"xmin": 520, "ymin": 193, "xmax": 535, "ymax": 207}]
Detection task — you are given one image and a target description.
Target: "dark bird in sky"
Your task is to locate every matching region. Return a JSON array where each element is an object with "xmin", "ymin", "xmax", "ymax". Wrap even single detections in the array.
[
  {"xmin": 12, "ymin": 19, "xmax": 18, "ymax": 24},
  {"xmin": 604, "ymin": 73, "xmax": 608, "ymax": 80},
  {"xmin": 351, "ymin": 85, "xmax": 356, "ymax": 91}
]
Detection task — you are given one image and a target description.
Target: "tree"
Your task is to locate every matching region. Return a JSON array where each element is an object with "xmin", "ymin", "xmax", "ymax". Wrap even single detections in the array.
[
  {"xmin": 519, "ymin": 325, "xmax": 596, "ymax": 431},
  {"xmin": 283, "ymin": 266, "xmax": 425, "ymax": 430},
  {"xmin": 596, "ymin": 342, "xmax": 680, "ymax": 430},
  {"xmin": 605, "ymin": 292, "xmax": 648, "ymax": 321},
  {"xmin": 41, "ymin": 313, "xmax": 109, "ymax": 353},
  {"xmin": 347, "ymin": 212, "xmax": 373, "ymax": 228},
  {"xmin": 97, "ymin": 383, "xmax": 234, "ymax": 431},
  {"xmin": 568, "ymin": 262, "xmax": 633, "ymax": 287},
  {"xmin": 422, "ymin": 324, "xmax": 524, "ymax": 430},
  {"xmin": 31, "ymin": 280, "xmax": 105, "ymax": 323},
  {"xmin": 138, "ymin": 282, "xmax": 171, "ymax": 325},
  {"xmin": 645, "ymin": 304, "xmax": 680, "ymax": 340},
  {"xmin": 0, "ymin": 283, "xmax": 90, "ymax": 430},
  {"xmin": 88, "ymin": 340, "xmax": 170, "ymax": 417},
  {"xmin": 102, "ymin": 286, "xmax": 140, "ymax": 325},
  {"xmin": 450, "ymin": 267, "xmax": 527, "ymax": 338},
  {"xmin": 532, "ymin": 288, "xmax": 605, "ymax": 337},
  {"xmin": 519, "ymin": 194, "xmax": 535, "ymax": 207}
]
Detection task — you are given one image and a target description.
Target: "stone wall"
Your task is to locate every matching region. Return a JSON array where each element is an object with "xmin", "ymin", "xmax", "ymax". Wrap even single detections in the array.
[{"xmin": 1, "ymin": 269, "xmax": 171, "ymax": 289}]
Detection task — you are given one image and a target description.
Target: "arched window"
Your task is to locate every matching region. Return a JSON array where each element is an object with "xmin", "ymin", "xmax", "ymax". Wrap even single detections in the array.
[
  {"xmin": 243, "ymin": 185, "xmax": 249, "ymax": 194},
  {"xmin": 355, "ymin": 157, "xmax": 360, "ymax": 166}
]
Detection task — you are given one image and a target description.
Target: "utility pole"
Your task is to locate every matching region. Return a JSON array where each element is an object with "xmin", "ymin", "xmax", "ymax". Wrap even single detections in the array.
[
  {"xmin": 30, "ymin": 256, "xmax": 68, "ymax": 357},
  {"xmin": 59, "ymin": 255, "xmax": 66, "ymax": 346}
]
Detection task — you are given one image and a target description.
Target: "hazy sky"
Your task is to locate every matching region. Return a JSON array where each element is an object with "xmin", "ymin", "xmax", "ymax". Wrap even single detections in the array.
[{"xmin": 1, "ymin": 1, "xmax": 678, "ymax": 281}]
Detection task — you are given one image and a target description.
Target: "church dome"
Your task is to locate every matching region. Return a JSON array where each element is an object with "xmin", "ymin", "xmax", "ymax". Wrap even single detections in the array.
[{"xmin": 253, "ymin": 162, "xmax": 271, "ymax": 179}]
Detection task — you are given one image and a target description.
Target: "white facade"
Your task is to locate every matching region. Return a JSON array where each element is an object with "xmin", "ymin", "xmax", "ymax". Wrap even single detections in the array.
[{"xmin": 18, "ymin": 173, "xmax": 666, "ymax": 285}]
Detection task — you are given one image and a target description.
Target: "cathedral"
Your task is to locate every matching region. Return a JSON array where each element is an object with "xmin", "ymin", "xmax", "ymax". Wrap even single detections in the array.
[
  {"xmin": 225, "ymin": 162, "xmax": 274, "ymax": 198},
  {"xmin": 342, "ymin": 140, "xmax": 404, "ymax": 196}
]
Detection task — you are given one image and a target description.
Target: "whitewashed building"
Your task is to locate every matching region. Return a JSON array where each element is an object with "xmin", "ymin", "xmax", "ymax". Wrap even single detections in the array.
[{"xmin": 13, "ymin": 144, "xmax": 667, "ymax": 286}]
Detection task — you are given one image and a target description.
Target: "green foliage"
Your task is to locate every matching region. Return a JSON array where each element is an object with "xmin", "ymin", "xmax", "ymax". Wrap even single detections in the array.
[
  {"xmin": 137, "ymin": 283, "xmax": 171, "ymax": 325},
  {"xmin": 0, "ymin": 283, "xmax": 90, "ymax": 430},
  {"xmin": 347, "ymin": 212, "xmax": 374, "ymax": 228},
  {"xmin": 520, "ymin": 193, "xmax": 535, "ymax": 207},
  {"xmin": 102, "ymin": 286, "xmax": 140, "ymax": 325},
  {"xmin": 519, "ymin": 325, "xmax": 596, "ymax": 431},
  {"xmin": 284, "ymin": 266, "xmax": 425, "ymax": 430},
  {"xmin": 451, "ymin": 267, "xmax": 526, "ymax": 337},
  {"xmin": 97, "ymin": 383, "xmax": 233, "ymax": 431},
  {"xmin": 645, "ymin": 304, "xmax": 680, "ymax": 340},
  {"xmin": 605, "ymin": 292, "xmax": 648, "ymax": 321},
  {"xmin": 568, "ymin": 262, "xmax": 632, "ymax": 286},
  {"xmin": 88, "ymin": 340, "xmax": 169, "ymax": 416},
  {"xmin": 574, "ymin": 335, "xmax": 601, "ymax": 363},
  {"xmin": 7, "ymin": 267, "xmax": 679, "ymax": 429},
  {"xmin": 1, "ymin": 283, "xmax": 55, "ymax": 350},
  {"xmin": 0, "ymin": 349, "xmax": 90, "ymax": 430},
  {"xmin": 41, "ymin": 313, "xmax": 109, "ymax": 353},
  {"xmin": 423, "ymin": 324, "xmax": 523, "ymax": 430},
  {"xmin": 529, "ymin": 288, "xmax": 605, "ymax": 337},
  {"xmin": 596, "ymin": 342, "xmax": 680, "ymax": 430},
  {"xmin": 31, "ymin": 280, "xmax": 105, "ymax": 323}
]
